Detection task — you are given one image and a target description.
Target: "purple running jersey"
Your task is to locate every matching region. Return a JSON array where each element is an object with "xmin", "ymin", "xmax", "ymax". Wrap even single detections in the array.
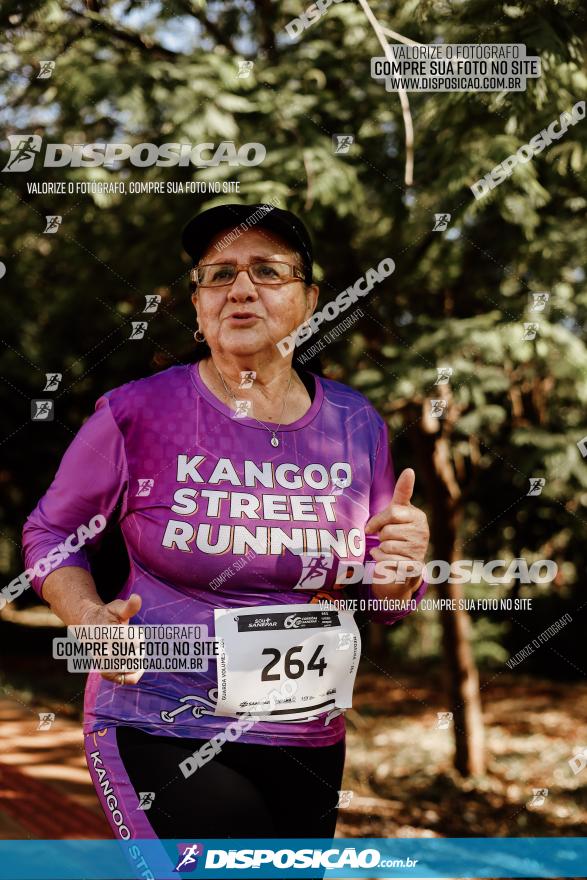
[{"xmin": 23, "ymin": 363, "xmax": 427, "ymax": 746}]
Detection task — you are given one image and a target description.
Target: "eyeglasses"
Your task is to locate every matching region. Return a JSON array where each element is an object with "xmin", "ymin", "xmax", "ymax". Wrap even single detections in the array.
[{"xmin": 191, "ymin": 261, "xmax": 306, "ymax": 288}]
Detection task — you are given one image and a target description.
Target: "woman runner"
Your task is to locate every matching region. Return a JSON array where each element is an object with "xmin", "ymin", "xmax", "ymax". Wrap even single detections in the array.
[{"xmin": 23, "ymin": 203, "xmax": 429, "ymax": 844}]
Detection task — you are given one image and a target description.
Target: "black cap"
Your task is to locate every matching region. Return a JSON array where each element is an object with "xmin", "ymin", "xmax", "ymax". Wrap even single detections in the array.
[{"xmin": 181, "ymin": 203, "xmax": 314, "ymax": 283}]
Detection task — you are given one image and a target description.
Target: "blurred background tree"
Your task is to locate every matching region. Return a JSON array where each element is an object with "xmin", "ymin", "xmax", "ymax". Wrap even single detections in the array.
[{"xmin": 0, "ymin": 0, "xmax": 585, "ymax": 778}]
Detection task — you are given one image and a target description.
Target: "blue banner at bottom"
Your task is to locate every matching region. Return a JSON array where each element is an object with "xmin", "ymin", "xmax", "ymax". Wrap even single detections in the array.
[{"xmin": 0, "ymin": 838, "xmax": 585, "ymax": 879}]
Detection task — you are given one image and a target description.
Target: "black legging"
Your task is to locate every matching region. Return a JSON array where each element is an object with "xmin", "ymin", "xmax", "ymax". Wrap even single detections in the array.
[{"xmin": 116, "ymin": 725, "xmax": 346, "ymax": 839}]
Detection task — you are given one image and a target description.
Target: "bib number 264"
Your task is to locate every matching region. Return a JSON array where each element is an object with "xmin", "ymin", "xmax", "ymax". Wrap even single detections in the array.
[
  {"xmin": 214, "ymin": 603, "xmax": 360, "ymax": 721},
  {"xmin": 261, "ymin": 644, "xmax": 327, "ymax": 681}
]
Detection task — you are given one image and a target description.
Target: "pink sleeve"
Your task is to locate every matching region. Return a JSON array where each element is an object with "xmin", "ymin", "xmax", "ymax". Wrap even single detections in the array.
[
  {"xmin": 355, "ymin": 418, "xmax": 428, "ymax": 625},
  {"xmin": 21, "ymin": 395, "xmax": 128, "ymax": 602}
]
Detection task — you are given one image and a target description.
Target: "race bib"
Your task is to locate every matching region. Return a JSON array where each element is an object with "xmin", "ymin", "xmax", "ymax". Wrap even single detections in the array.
[{"xmin": 213, "ymin": 603, "xmax": 361, "ymax": 723}]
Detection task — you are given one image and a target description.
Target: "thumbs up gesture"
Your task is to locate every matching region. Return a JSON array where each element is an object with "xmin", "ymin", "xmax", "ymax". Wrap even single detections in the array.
[{"xmin": 364, "ymin": 469, "xmax": 429, "ymax": 599}]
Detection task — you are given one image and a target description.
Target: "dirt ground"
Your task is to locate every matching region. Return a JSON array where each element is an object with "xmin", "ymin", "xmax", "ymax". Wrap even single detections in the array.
[
  {"xmin": 337, "ymin": 671, "xmax": 587, "ymax": 840},
  {"xmin": 1, "ymin": 661, "xmax": 586, "ymax": 880}
]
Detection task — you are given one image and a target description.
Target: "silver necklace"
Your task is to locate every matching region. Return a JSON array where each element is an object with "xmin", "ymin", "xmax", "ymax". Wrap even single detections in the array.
[{"xmin": 212, "ymin": 362, "xmax": 294, "ymax": 447}]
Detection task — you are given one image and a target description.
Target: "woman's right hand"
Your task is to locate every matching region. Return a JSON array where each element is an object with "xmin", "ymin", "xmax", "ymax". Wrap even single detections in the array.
[{"xmin": 80, "ymin": 592, "xmax": 143, "ymax": 685}]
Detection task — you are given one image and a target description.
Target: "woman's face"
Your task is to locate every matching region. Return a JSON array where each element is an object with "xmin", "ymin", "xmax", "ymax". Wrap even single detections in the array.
[{"xmin": 191, "ymin": 228, "xmax": 318, "ymax": 361}]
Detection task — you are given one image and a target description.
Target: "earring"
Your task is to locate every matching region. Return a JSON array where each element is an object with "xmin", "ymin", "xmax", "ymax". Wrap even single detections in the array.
[{"xmin": 194, "ymin": 329, "xmax": 205, "ymax": 343}]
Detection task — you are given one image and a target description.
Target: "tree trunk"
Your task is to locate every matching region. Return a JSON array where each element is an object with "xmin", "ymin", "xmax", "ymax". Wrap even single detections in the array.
[
  {"xmin": 438, "ymin": 578, "xmax": 485, "ymax": 776},
  {"xmin": 413, "ymin": 411, "xmax": 486, "ymax": 776},
  {"xmin": 368, "ymin": 620, "xmax": 386, "ymax": 660}
]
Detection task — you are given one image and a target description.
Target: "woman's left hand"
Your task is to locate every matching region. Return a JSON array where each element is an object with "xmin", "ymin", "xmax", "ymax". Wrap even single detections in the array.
[{"xmin": 364, "ymin": 468, "xmax": 430, "ymax": 599}]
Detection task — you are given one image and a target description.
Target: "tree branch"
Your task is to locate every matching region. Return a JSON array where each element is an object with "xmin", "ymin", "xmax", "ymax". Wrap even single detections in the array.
[
  {"xmin": 69, "ymin": 7, "xmax": 182, "ymax": 60},
  {"xmin": 176, "ymin": 0, "xmax": 238, "ymax": 55},
  {"xmin": 0, "ymin": 26, "xmax": 88, "ymax": 113},
  {"xmin": 253, "ymin": 0, "xmax": 278, "ymax": 64},
  {"xmin": 356, "ymin": 0, "xmax": 415, "ymax": 186}
]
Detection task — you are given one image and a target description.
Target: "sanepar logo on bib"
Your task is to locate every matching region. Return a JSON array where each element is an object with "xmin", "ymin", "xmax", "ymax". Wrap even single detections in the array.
[
  {"xmin": 235, "ymin": 610, "xmax": 340, "ymax": 632},
  {"xmin": 2, "ymin": 136, "xmax": 266, "ymax": 171}
]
